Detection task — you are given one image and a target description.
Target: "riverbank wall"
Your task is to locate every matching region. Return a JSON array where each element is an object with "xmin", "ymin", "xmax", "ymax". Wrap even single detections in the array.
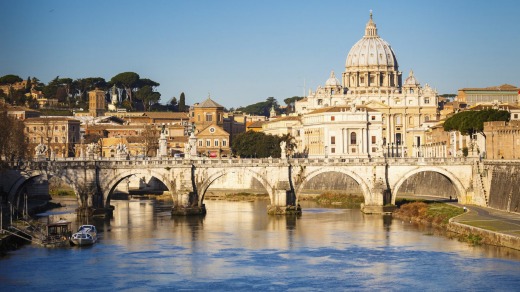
[
  {"xmin": 448, "ymin": 220, "xmax": 520, "ymax": 251},
  {"xmin": 481, "ymin": 161, "xmax": 520, "ymax": 213}
]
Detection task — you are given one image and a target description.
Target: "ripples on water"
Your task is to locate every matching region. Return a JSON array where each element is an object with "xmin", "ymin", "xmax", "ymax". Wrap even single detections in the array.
[{"xmin": 1, "ymin": 199, "xmax": 520, "ymax": 291}]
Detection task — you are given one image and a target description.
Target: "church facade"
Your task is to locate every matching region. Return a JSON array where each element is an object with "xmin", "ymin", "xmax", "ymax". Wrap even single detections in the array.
[{"xmin": 294, "ymin": 13, "xmax": 439, "ymax": 158}]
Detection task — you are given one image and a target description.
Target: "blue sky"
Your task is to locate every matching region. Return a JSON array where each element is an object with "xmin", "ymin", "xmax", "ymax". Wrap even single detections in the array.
[{"xmin": 1, "ymin": 0, "xmax": 519, "ymax": 108}]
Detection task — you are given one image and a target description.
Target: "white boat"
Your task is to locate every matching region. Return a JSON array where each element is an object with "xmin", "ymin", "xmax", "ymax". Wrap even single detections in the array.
[{"xmin": 70, "ymin": 225, "xmax": 97, "ymax": 246}]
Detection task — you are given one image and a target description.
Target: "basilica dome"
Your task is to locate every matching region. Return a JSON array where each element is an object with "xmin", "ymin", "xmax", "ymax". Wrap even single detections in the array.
[{"xmin": 345, "ymin": 13, "xmax": 398, "ymax": 70}]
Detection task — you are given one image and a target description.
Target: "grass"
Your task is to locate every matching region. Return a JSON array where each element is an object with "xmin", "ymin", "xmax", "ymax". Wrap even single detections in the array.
[
  {"xmin": 314, "ymin": 193, "xmax": 364, "ymax": 209},
  {"xmin": 49, "ymin": 189, "xmax": 75, "ymax": 197},
  {"xmin": 393, "ymin": 201, "xmax": 464, "ymax": 227}
]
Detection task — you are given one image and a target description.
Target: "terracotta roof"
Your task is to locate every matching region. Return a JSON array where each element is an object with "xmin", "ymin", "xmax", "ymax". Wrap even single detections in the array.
[
  {"xmin": 268, "ymin": 116, "xmax": 301, "ymax": 122},
  {"xmin": 247, "ymin": 121, "xmax": 266, "ymax": 128},
  {"xmin": 143, "ymin": 112, "xmax": 189, "ymax": 119},
  {"xmin": 459, "ymin": 84, "xmax": 520, "ymax": 91},
  {"xmin": 195, "ymin": 98, "xmax": 224, "ymax": 108},
  {"xmin": 24, "ymin": 117, "xmax": 80, "ymax": 122}
]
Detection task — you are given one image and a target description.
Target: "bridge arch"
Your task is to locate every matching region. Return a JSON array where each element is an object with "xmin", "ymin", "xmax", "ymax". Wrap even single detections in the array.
[
  {"xmin": 391, "ymin": 167, "xmax": 467, "ymax": 204},
  {"xmin": 295, "ymin": 168, "xmax": 371, "ymax": 202},
  {"xmin": 198, "ymin": 168, "xmax": 274, "ymax": 204},
  {"xmin": 7, "ymin": 169, "xmax": 80, "ymax": 208},
  {"xmin": 101, "ymin": 168, "xmax": 173, "ymax": 207}
]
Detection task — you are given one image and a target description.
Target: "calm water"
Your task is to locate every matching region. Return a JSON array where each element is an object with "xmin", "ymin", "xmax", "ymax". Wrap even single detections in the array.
[{"xmin": 1, "ymin": 199, "xmax": 520, "ymax": 291}]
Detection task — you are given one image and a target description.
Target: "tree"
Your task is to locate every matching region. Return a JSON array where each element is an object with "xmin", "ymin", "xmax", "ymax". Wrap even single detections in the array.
[
  {"xmin": 169, "ymin": 96, "xmax": 178, "ymax": 111},
  {"xmin": 110, "ymin": 72, "xmax": 140, "ymax": 104},
  {"xmin": 0, "ymin": 106, "xmax": 29, "ymax": 169},
  {"xmin": 232, "ymin": 130, "xmax": 283, "ymax": 158},
  {"xmin": 284, "ymin": 96, "xmax": 304, "ymax": 113},
  {"xmin": 142, "ymin": 124, "xmax": 159, "ymax": 156},
  {"xmin": 0, "ymin": 74, "xmax": 23, "ymax": 85},
  {"xmin": 443, "ymin": 109, "xmax": 510, "ymax": 138},
  {"xmin": 179, "ymin": 92, "xmax": 186, "ymax": 112},
  {"xmin": 135, "ymin": 85, "xmax": 161, "ymax": 111}
]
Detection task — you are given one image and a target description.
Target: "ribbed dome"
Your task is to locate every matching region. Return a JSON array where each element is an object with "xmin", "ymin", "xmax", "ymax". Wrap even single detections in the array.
[
  {"xmin": 325, "ymin": 70, "xmax": 340, "ymax": 87},
  {"xmin": 345, "ymin": 13, "xmax": 398, "ymax": 69}
]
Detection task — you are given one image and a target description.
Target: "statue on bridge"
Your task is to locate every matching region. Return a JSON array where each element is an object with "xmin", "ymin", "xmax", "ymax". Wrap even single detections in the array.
[
  {"xmin": 35, "ymin": 143, "xmax": 48, "ymax": 155},
  {"xmin": 115, "ymin": 143, "xmax": 128, "ymax": 155},
  {"xmin": 280, "ymin": 141, "xmax": 286, "ymax": 158},
  {"xmin": 86, "ymin": 143, "xmax": 100, "ymax": 155}
]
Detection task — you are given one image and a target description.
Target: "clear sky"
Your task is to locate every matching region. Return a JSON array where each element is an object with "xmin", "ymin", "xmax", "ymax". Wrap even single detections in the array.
[{"xmin": 1, "ymin": 0, "xmax": 519, "ymax": 108}]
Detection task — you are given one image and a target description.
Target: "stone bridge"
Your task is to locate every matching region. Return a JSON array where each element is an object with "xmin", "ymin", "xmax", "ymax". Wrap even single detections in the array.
[{"xmin": 1, "ymin": 157, "xmax": 483, "ymax": 215}]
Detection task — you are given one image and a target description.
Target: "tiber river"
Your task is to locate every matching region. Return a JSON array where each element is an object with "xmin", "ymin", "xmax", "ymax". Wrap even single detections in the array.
[{"xmin": 1, "ymin": 199, "xmax": 520, "ymax": 291}]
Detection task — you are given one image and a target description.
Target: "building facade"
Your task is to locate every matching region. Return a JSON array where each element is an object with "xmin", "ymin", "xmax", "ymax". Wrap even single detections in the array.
[
  {"xmin": 294, "ymin": 13, "xmax": 438, "ymax": 158},
  {"xmin": 25, "ymin": 117, "xmax": 81, "ymax": 158}
]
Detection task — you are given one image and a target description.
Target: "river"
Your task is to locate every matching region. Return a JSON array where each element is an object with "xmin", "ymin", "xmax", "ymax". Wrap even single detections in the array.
[{"xmin": 1, "ymin": 199, "xmax": 520, "ymax": 291}]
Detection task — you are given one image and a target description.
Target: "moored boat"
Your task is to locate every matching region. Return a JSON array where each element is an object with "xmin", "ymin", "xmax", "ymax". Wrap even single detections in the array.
[{"xmin": 70, "ymin": 225, "xmax": 97, "ymax": 246}]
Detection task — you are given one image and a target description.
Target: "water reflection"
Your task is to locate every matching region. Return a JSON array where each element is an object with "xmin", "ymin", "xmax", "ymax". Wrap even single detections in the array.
[{"xmin": 1, "ymin": 198, "xmax": 519, "ymax": 290}]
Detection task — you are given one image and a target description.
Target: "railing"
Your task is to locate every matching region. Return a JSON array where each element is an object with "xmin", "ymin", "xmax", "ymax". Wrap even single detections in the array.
[{"xmin": 23, "ymin": 156, "xmax": 480, "ymax": 169}]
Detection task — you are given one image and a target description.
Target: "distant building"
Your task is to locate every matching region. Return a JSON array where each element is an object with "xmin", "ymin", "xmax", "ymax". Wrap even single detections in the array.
[
  {"xmin": 88, "ymin": 89, "xmax": 106, "ymax": 117},
  {"xmin": 195, "ymin": 124, "xmax": 230, "ymax": 157},
  {"xmin": 484, "ymin": 120, "xmax": 520, "ymax": 159},
  {"xmin": 6, "ymin": 106, "xmax": 40, "ymax": 120},
  {"xmin": 294, "ymin": 12, "xmax": 439, "ymax": 157},
  {"xmin": 457, "ymin": 84, "xmax": 520, "ymax": 106},
  {"xmin": 190, "ymin": 97, "xmax": 225, "ymax": 133},
  {"xmin": 24, "ymin": 117, "xmax": 81, "ymax": 158}
]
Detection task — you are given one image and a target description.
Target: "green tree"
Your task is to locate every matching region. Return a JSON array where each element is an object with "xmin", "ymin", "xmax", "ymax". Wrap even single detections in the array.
[
  {"xmin": 232, "ymin": 130, "xmax": 283, "ymax": 158},
  {"xmin": 443, "ymin": 109, "xmax": 510, "ymax": 138},
  {"xmin": 0, "ymin": 74, "xmax": 23, "ymax": 85},
  {"xmin": 169, "ymin": 96, "xmax": 178, "ymax": 111},
  {"xmin": 284, "ymin": 96, "xmax": 304, "ymax": 113},
  {"xmin": 110, "ymin": 72, "xmax": 140, "ymax": 103},
  {"xmin": 179, "ymin": 92, "xmax": 186, "ymax": 112},
  {"xmin": 135, "ymin": 85, "xmax": 161, "ymax": 111}
]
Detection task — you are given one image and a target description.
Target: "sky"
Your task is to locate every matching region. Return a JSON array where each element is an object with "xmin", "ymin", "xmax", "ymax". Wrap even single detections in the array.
[{"xmin": 1, "ymin": 0, "xmax": 519, "ymax": 109}]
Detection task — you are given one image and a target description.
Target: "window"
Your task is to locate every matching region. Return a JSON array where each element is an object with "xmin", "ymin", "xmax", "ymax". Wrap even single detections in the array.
[
  {"xmin": 360, "ymin": 77, "xmax": 365, "ymax": 84},
  {"xmin": 318, "ymin": 99, "xmax": 323, "ymax": 105},
  {"xmin": 395, "ymin": 133, "xmax": 402, "ymax": 145},
  {"xmin": 62, "ymin": 126, "xmax": 65, "ymax": 130},
  {"xmin": 54, "ymin": 137, "xmax": 58, "ymax": 142},
  {"xmin": 197, "ymin": 115, "xmax": 201, "ymax": 122},
  {"xmin": 371, "ymin": 136, "xmax": 376, "ymax": 144},
  {"xmin": 424, "ymin": 98, "xmax": 430, "ymax": 104},
  {"xmin": 198, "ymin": 140, "xmax": 203, "ymax": 147},
  {"xmin": 331, "ymin": 136, "xmax": 336, "ymax": 145},
  {"xmin": 331, "ymin": 116, "xmax": 335, "ymax": 121},
  {"xmin": 206, "ymin": 113, "xmax": 213, "ymax": 122},
  {"xmin": 409, "ymin": 116, "xmax": 413, "ymax": 125},
  {"xmin": 206, "ymin": 139, "xmax": 211, "ymax": 147},
  {"xmin": 350, "ymin": 132, "xmax": 357, "ymax": 144},
  {"xmin": 214, "ymin": 139, "xmax": 219, "ymax": 147},
  {"xmin": 372, "ymin": 147, "xmax": 377, "ymax": 152},
  {"xmin": 331, "ymin": 148, "xmax": 335, "ymax": 154},
  {"xmin": 222, "ymin": 139, "xmax": 227, "ymax": 147},
  {"xmin": 515, "ymin": 114, "xmax": 519, "ymax": 119},
  {"xmin": 54, "ymin": 126, "xmax": 58, "ymax": 130},
  {"xmin": 395, "ymin": 115, "xmax": 402, "ymax": 125},
  {"xmin": 425, "ymin": 116, "xmax": 430, "ymax": 122}
]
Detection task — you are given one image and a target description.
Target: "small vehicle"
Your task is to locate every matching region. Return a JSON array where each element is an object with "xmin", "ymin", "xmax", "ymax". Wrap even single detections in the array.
[{"xmin": 70, "ymin": 225, "xmax": 97, "ymax": 246}]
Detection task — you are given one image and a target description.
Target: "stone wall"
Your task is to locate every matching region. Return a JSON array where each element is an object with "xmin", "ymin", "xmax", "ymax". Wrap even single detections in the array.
[
  {"xmin": 396, "ymin": 171, "xmax": 457, "ymax": 198},
  {"xmin": 299, "ymin": 172, "xmax": 362, "ymax": 196},
  {"xmin": 486, "ymin": 163, "xmax": 520, "ymax": 213}
]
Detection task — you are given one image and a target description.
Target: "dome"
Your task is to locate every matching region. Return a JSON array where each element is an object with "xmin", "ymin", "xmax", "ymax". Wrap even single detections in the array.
[
  {"xmin": 345, "ymin": 13, "xmax": 398, "ymax": 69},
  {"xmin": 325, "ymin": 70, "xmax": 340, "ymax": 87},
  {"xmin": 404, "ymin": 70, "xmax": 419, "ymax": 86}
]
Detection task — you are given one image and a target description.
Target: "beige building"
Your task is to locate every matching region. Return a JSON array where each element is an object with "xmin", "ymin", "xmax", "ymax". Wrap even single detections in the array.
[
  {"xmin": 484, "ymin": 121, "xmax": 520, "ymax": 160},
  {"xmin": 457, "ymin": 84, "xmax": 520, "ymax": 106},
  {"xmin": 25, "ymin": 117, "xmax": 81, "ymax": 158},
  {"xmin": 294, "ymin": 13, "xmax": 438, "ymax": 157},
  {"xmin": 195, "ymin": 124, "xmax": 230, "ymax": 157},
  {"xmin": 190, "ymin": 97, "xmax": 225, "ymax": 133}
]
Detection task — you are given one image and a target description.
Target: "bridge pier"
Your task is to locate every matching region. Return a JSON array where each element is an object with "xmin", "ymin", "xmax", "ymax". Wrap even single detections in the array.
[{"xmin": 267, "ymin": 182, "xmax": 301, "ymax": 215}]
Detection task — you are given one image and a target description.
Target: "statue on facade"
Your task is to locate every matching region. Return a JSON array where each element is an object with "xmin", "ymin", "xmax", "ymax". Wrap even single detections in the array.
[{"xmin": 35, "ymin": 143, "xmax": 48, "ymax": 155}]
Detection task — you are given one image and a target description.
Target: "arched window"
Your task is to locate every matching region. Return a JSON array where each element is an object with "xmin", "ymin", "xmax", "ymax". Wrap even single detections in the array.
[
  {"xmin": 408, "ymin": 116, "xmax": 413, "ymax": 125},
  {"xmin": 425, "ymin": 115, "xmax": 430, "ymax": 122},
  {"xmin": 350, "ymin": 132, "xmax": 357, "ymax": 145}
]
